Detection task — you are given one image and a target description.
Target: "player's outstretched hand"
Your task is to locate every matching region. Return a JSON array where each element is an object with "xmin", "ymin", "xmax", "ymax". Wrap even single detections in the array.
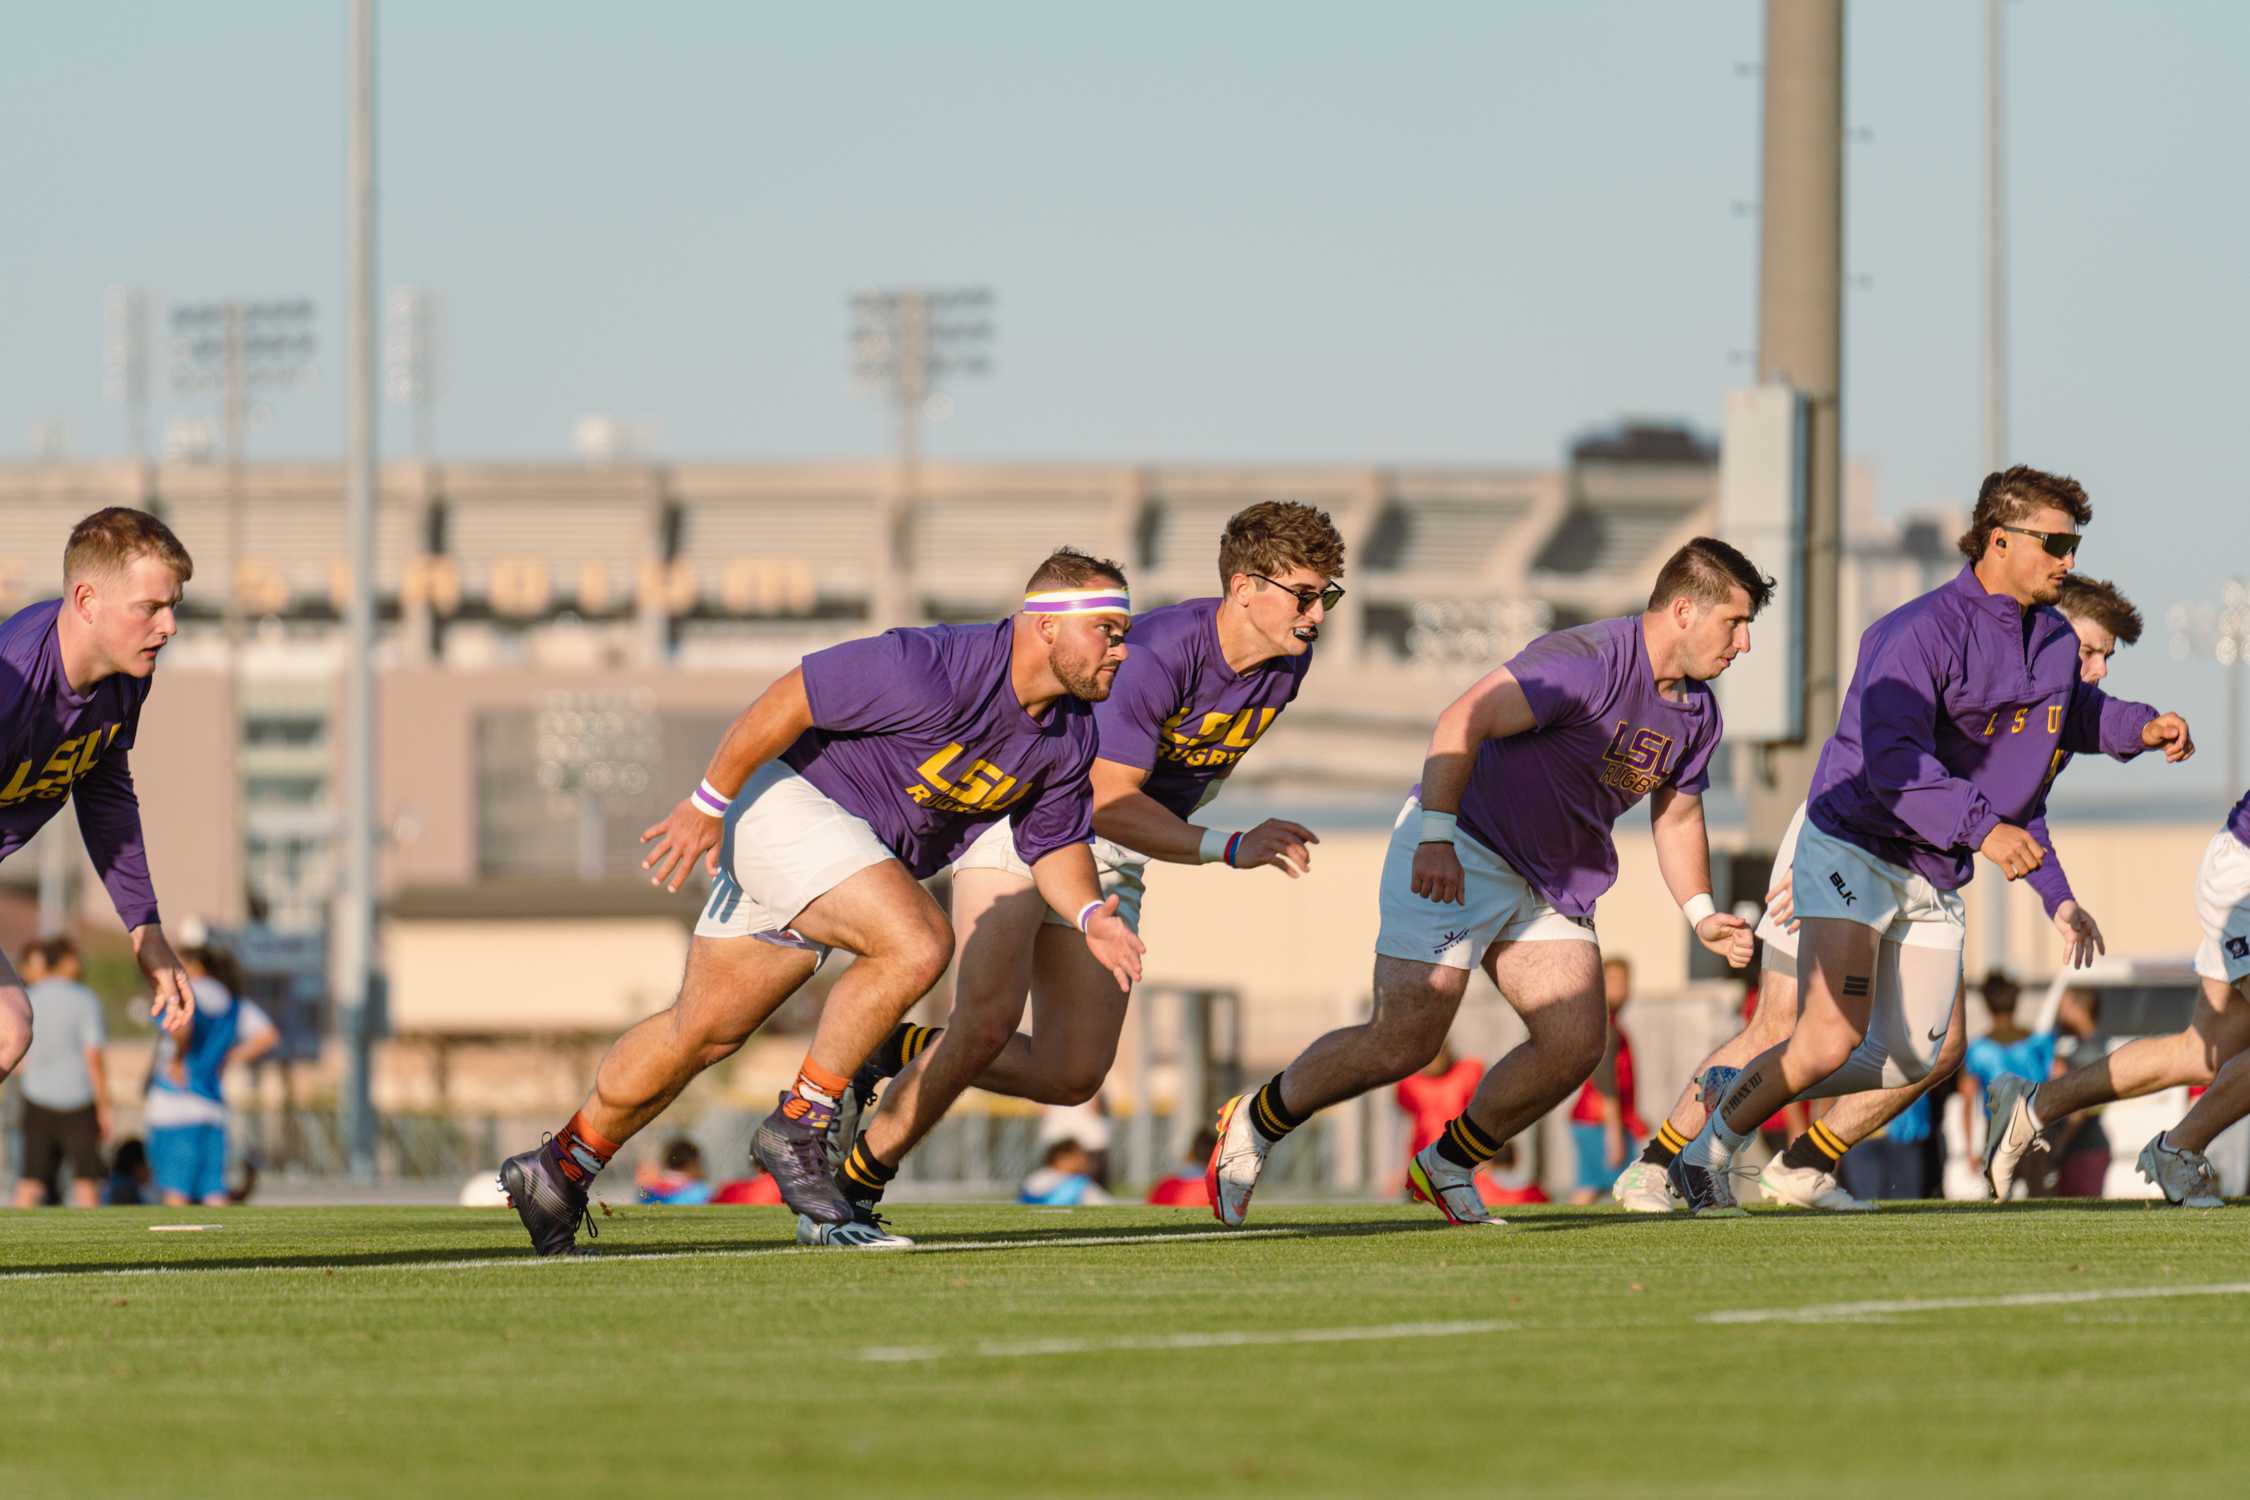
[
  {"xmin": 132, "ymin": 925, "xmax": 195, "ymax": 1036},
  {"xmin": 1411, "ymin": 842, "xmax": 1466, "ymax": 906},
  {"xmin": 2054, "ymin": 899, "xmax": 2106, "ymax": 970},
  {"xmin": 1696, "ymin": 911, "xmax": 1755, "ymax": 969},
  {"xmin": 1979, "ymin": 823, "xmax": 2045, "ymax": 880},
  {"xmin": 641, "ymin": 799, "xmax": 723, "ymax": 892},
  {"xmin": 1763, "ymin": 868, "xmax": 1799, "ymax": 934},
  {"xmin": 1236, "ymin": 819, "xmax": 1318, "ymax": 878},
  {"xmin": 1083, "ymin": 897, "xmax": 1145, "ymax": 993},
  {"xmin": 2141, "ymin": 712, "xmax": 2195, "ymax": 763}
]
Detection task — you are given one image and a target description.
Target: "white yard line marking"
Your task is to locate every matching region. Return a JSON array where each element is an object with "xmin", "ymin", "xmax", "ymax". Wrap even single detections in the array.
[
  {"xmin": 0, "ymin": 1224, "xmax": 1319, "ymax": 1285},
  {"xmin": 858, "ymin": 1319, "xmax": 1515, "ymax": 1364},
  {"xmin": 147, "ymin": 1224, "xmax": 223, "ymax": 1233},
  {"xmin": 1703, "ymin": 1281, "xmax": 2250, "ymax": 1325}
]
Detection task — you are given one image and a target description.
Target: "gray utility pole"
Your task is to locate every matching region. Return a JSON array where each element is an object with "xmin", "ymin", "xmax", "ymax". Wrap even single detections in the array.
[
  {"xmin": 2171, "ymin": 582, "xmax": 2250, "ymax": 797},
  {"xmin": 1981, "ymin": 0, "xmax": 2012, "ymax": 967},
  {"xmin": 1744, "ymin": 0, "xmax": 1844, "ymax": 853},
  {"xmin": 339, "ymin": 0, "xmax": 381, "ymax": 1182},
  {"xmin": 385, "ymin": 286, "xmax": 440, "ymax": 462},
  {"xmin": 850, "ymin": 286, "xmax": 993, "ymax": 626},
  {"xmin": 105, "ymin": 288, "xmax": 152, "ymax": 463}
]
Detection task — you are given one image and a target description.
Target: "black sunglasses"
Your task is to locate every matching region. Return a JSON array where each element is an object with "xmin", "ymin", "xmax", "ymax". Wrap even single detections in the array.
[
  {"xmin": 1249, "ymin": 574, "xmax": 1345, "ymax": 613},
  {"xmin": 1999, "ymin": 524, "xmax": 2082, "ymax": 560}
]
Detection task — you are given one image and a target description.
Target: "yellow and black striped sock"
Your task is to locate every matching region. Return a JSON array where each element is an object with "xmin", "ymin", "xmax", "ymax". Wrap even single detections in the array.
[
  {"xmin": 875, "ymin": 1022, "xmax": 942, "ymax": 1079},
  {"xmin": 1639, "ymin": 1119, "xmax": 1691, "ymax": 1168},
  {"xmin": 1248, "ymin": 1073, "xmax": 1308, "ymax": 1144},
  {"xmin": 840, "ymin": 1136, "xmax": 899, "ymax": 1205},
  {"xmin": 1779, "ymin": 1121, "xmax": 1849, "ymax": 1174},
  {"xmin": 1432, "ymin": 1111, "xmax": 1501, "ymax": 1171}
]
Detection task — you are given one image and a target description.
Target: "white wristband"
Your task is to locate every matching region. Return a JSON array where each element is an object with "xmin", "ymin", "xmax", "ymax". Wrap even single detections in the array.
[
  {"xmin": 689, "ymin": 779, "xmax": 730, "ymax": 818},
  {"xmin": 1197, "ymin": 828, "xmax": 1234, "ymax": 865},
  {"xmin": 1418, "ymin": 809, "xmax": 1458, "ymax": 845},
  {"xmin": 1681, "ymin": 892, "xmax": 1718, "ymax": 928},
  {"xmin": 1074, "ymin": 899, "xmax": 1104, "ymax": 934}
]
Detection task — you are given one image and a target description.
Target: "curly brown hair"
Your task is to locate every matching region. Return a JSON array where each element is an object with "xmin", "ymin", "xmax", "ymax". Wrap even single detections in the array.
[
  {"xmin": 1956, "ymin": 466, "xmax": 2092, "ymax": 564},
  {"xmin": 2054, "ymin": 574, "xmax": 2143, "ymax": 645},
  {"xmin": 1216, "ymin": 501, "xmax": 1346, "ymax": 590}
]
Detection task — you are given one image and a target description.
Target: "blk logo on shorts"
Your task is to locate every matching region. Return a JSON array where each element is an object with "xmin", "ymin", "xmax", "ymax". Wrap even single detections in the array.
[
  {"xmin": 1436, "ymin": 929, "xmax": 1469, "ymax": 954},
  {"xmin": 2229, "ymin": 936, "xmax": 2249, "ymax": 961},
  {"xmin": 1828, "ymin": 871, "xmax": 1856, "ymax": 907}
]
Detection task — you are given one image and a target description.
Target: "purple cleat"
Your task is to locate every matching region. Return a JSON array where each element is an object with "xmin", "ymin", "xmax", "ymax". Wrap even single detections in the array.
[{"xmin": 499, "ymin": 1143, "xmax": 598, "ymax": 1257}]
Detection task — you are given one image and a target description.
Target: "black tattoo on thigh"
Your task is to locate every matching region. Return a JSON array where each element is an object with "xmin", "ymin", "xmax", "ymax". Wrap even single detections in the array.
[{"xmin": 1841, "ymin": 974, "xmax": 1872, "ymax": 999}]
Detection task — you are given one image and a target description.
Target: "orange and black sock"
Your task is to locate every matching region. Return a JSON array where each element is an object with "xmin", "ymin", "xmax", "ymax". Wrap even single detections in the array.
[
  {"xmin": 1779, "ymin": 1121, "xmax": 1849, "ymax": 1174},
  {"xmin": 547, "ymin": 1112, "xmax": 619, "ymax": 1185},
  {"xmin": 780, "ymin": 1057, "xmax": 852, "ymax": 1131},
  {"xmin": 1639, "ymin": 1119, "xmax": 1691, "ymax": 1169},
  {"xmin": 1247, "ymin": 1073, "xmax": 1307, "ymax": 1144},
  {"xmin": 840, "ymin": 1136, "xmax": 898, "ymax": 1206},
  {"xmin": 1432, "ymin": 1111, "xmax": 1501, "ymax": 1171}
]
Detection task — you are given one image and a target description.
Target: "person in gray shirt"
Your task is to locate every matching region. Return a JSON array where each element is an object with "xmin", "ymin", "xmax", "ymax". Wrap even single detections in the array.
[{"xmin": 12, "ymin": 937, "xmax": 111, "ymax": 1208}]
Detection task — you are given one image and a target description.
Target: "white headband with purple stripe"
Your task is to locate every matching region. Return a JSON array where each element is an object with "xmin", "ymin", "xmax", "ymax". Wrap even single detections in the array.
[{"xmin": 1022, "ymin": 586, "xmax": 1131, "ymax": 617}]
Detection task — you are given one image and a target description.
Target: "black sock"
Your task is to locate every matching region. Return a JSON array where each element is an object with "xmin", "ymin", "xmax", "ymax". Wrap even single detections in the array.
[
  {"xmin": 1640, "ymin": 1119, "xmax": 1691, "ymax": 1168},
  {"xmin": 1780, "ymin": 1121, "xmax": 1848, "ymax": 1174},
  {"xmin": 1247, "ymin": 1073, "xmax": 1308, "ymax": 1143},
  {"xmin": 1431, "ymin": 1111, "xmax": 1501, "ymax": 1171},
  {"xmin": 840, "ymin": 1135, "xmax": 898, "ymax": 1205},
  {"xmin": 874, "ymin": 1023, "xmax": 943, "ymax": 1080}
]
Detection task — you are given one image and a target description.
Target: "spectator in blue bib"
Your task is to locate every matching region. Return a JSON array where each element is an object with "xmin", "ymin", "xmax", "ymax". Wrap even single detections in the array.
[{"xmin": 144, "ymin": 945, "xmax": 277, "ymax": 1206}]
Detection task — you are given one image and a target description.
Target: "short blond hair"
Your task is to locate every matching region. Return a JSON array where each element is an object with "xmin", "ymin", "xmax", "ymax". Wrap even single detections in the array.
[{"xmin": 65, "ymin": 507, "xmax": 194, "ymax": 585}]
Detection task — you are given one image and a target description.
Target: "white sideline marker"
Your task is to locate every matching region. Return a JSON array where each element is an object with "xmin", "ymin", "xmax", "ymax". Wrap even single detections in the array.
[
  {"xmin": 1703, "ymin": 1281, "xmax": 2250, "ymax": 1325},
  {"xmin": 148, "ymin": 1224, "xmax": 223, "ymax": 1233},
  {"xmin": 858, "ymin": 1318, "xmax": 1515, "ymax": 1364}
]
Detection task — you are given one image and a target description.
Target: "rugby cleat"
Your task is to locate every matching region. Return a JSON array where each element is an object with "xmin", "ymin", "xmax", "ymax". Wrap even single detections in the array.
[
  {"xmin": 797, "ymin": 1202, "xmax": 916, "ymax": 1249},
  {"xmin": 1982, "ymin": 1073, "xmax": 2046, "ymax": 1201},
  {"xmin": 1610, "ymin": 1160, "xmax": 1678, "ymax": 1213},
  {"xmin": 1206, "ymin": 1094, "xmax": 1271, "ymax": 1228},
  {"xmin": 1758, "ymin": 1159, "xmax": 1875, "ymax": 1212},
  {"xmin": 1667, "ymin": 1134, "xmax": 1747, "ymax": 1218},
  {"xmin": 499, "ymin": 1142, "xmax": 598, "ymax": 1257},
  {"xmin": 2136, "ymin": 1133, "xmax": 2225, "ymax": 1209},
  {"xmin": 1407, "ymin": 1143, "xmax": 1503, "ymax": 1227},
  {"xmin": 751, "ymin": 1095, "xmax": 854, "ymax": 1226},
  {"xmin": 826, "ymin": 1029, "xmax": 912, "ymax": 1170},
  {"xmin": 1696, "ymin": 1064, "xmax": 1742, "ymax": 1118}
]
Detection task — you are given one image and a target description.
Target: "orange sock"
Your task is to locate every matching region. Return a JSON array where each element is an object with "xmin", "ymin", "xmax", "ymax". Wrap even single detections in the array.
[
  {"xmin": 549, "ymin": 1112, "xmax": 620, "ymax": 1184},
  {"xmin": 780, "ymin": 1057, "xmax": 852, "ymax": 1127}
]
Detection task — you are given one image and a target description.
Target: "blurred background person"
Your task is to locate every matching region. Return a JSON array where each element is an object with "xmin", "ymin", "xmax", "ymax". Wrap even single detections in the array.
[
  {"xmin": 1036, "ymin": 1095, "xmax": 1114, "ymax": 1190},
  {"xmin": 102, "ymin": 1135, "xmax": 150, "ymax": 1206},
  {"xmin": 1960, "ymin": 970, "xmax": 2095, "ymax": 1179},
  {"xmin": 1146, "ymin": 1128, "xmax": 1217, "ymax": 1207},
  {"xmin": 1567, "ymin": 957, "xmax": 1645, "ymax": 1205},
  {"xmin": 145, "ymin": 944, "xmax": 277, "ymax": 1207},
  {"xmin": 1476, "ymin": 1140, "xmax": 1551, "ymax": 1208},
  {"xmin": 711, "ymin": 1158, "xmax": 784, "ymax": 1206},
  {"xmin": 2023, "ymin": 1036, "xmax": 2112, "ymax": 1198},
  {"xmin": 1835, "ymin": 1093, "xmax": 1936, "ymax": 1203},
  {"xmin": 1018, "ymin": 1138, "xmax": 1113, "ymax": 1206},
  {"xmin": 10, "ymin": 937, "xmax": 111, "ymax": 1209},
  {"xmin": 1392, "ymin": 1042, "xmax": 1484, "ymax": 1196},
  {"xmin": 636, "ymin": 1137, "xmax": 715, "ymax": 1205}
]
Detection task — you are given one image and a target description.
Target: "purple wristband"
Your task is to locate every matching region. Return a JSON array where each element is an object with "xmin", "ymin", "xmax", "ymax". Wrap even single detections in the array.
[{"xmin": 690, "ymin": 779, "xmax": 730, "ymax": 818}]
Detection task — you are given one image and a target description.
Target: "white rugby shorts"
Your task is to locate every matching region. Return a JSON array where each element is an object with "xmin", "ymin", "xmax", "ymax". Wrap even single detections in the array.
[
  {"xmin": 2193, "ymin": 829, "xmax": 2250, "ymax": 986},
  {"xmin": 694, "ymin": 760, "xmax": 896, "ymax": 961},
  {"xmin": 1373, "ymin": 796, "xmax": 1596, "ymax": 973},
  {"xmin": 1759, "ymin": 804, "xmax": 1962, "ymax": 972},
  {"xmin": 1788, "ymin": 814, "xmax": 1966, "ymax": 952},
  {"xmin": 952, "ymin": 818, "xmax": 1148, "ymax": 933}
]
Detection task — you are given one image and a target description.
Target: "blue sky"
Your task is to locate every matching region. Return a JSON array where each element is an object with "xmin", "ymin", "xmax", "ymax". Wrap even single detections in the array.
[{"xmin": 4, "ymin": 1, "xmax": 2245, "ymax": 799}]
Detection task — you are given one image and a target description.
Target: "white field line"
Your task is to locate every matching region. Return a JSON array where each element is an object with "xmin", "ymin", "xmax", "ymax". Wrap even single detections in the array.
[
  {"xmin": 858, "ymin": 1319, "xmax": 1516, "ymax": 1364},
  {"xmin": 1703, "ymin": 1281, "xmax": 2250, "ymax": 1325},
  {"xmin": 0, "ymin": 1224, "xmax": 1313, "ymax": 1286}
]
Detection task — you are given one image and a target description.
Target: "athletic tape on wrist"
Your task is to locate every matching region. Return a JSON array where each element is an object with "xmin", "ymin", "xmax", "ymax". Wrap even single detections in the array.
[
  {"xmin": 1681, "ymin": 892, "xmax": 1718, "ymax": 929},
  {"xmin": 1197, "ymin": 828, "xmax": 1234, "ymax": 865},
  {"xmin": 689, "ymin": 779, "xmax": 730, "ymax": 818},
  {"xmin": 1418, "ymin": 809, "xmax": 1458, "ymax": 845}
]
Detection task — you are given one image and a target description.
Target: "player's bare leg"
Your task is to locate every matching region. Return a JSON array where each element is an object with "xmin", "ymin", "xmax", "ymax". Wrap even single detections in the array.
[
  {"xmin": 2140, "ymin": 997, "xmax": 2250, "ymax": 1206},
  {"xmin": 1618, "ymin": 960, "xmax": 1799, "ymax": 1209},
  {"xmin": 1988, "ymin": 974, "xmax": 2250, "ymax": 1198},
  {"xmin": 1209, "ymin": 955, "xmax": 1469, "ymax": 1226},
  {"xmin": 1671, "ymin": 916, "xmax": 1882, "ymax": 1214}
]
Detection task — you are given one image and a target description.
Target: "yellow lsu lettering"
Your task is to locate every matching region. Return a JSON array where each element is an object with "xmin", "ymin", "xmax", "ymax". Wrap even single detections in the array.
[
  {"xmin": 0, "ymin": 724, "xmax": 121, "ymax": 808},
  {"xmin": 903, "ymin": 743, "xmax": 1032, "ymax": 815},
  {"xmin": 1156, "ymin": 707, "xmax": 1277, "ymax": 770},
  {"xmin": 1597, "ymin": 721, "xmax": 1676, "ymax": 798},
  {"xmin": 1981, "ymin": 702, "xmax": 2065, "ymax": 738}
]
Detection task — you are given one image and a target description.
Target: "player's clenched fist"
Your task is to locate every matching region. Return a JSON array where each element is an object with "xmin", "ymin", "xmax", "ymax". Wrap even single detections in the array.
[
  {"xmin": 641, "ymin": 799, "xmax": 724, "ymax": 892},
  {"xmin": 1412, "ymin": 841, "xmax": 1466, "ymax": 905},
  {"xmin": 2141, "ymin": 711, "xmax": 2194, "ymax": 763},
  {"xmin": 1979, "ymin": 823, "xmax": 2045, "ymax": 880},
  {"xmin": 1696, "ymin": 911, "xmax": 1755, "ymax": 969},
  {"xmin": 1236, "ymin": 818, "xmax": 1319, "ymax": 878}
]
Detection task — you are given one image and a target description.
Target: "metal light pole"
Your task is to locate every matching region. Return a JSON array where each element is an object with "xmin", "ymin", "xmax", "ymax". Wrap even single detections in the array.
[
  {"xmin": 338, "ymin": 0, "xmax": 381, "ymax": 1182},
  {"xmin": 2171, "ymin": 581, "xmax": 2250, "ymax": 797},
  {"xmin": 385, "ymin": 287, "xmax": 441, "ymax": 462},
  {"xmin": 105, "ymin": 288, "xmax": 152, "ymax": 464},
  {"xmin": 850, "ymin": 286, "xmax": 993, "ymax": 626},
  {"xmin": 1981, "ymin": 0, "xmax": 2013, "ymax": 967}
]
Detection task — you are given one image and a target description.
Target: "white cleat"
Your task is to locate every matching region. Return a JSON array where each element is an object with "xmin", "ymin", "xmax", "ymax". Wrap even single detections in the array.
[
  {"xmin": 1206, "ymin": 1094, "xmax": 1272, "ymax": 1228},
  {"xmin": 796, "ymin": 1208, "xmax": 915, "ymax": 1249},
  {"xmin": 2136, "ymin": 1134, "xmax": 2224, "ymax": 1209},
  {"xmin": 1407, "ymin": 1143, "xmax": 1503, "ymax": 1227},
  {"xmin": 1611, "ymin": 1160, "xmax": 1678, "ymax": 1213},
  {"xmin": 1982, "ymin": 1074, "xmax": 2045, "ymax": 1201},
  {"xmin": 1759, "ymin": 1159, "xmax": 1875, "ymax": 1212}
]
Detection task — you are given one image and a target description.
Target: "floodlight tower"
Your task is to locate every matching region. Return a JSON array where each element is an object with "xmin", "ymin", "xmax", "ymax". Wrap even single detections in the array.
[
  {"xmin": 2171, "ymin": 580, "xmax": 2250, "ymax": 796},
  {"xmin": 386, "ymin": 287, "xmax": 441, "ymax": 461},
  {"xmin": 105, "ymin": 287, "xmax": 153, "ymax": 464},
  {"xmin": 850, "ymin": 286, "xmax": 993, "ymax": 625}
]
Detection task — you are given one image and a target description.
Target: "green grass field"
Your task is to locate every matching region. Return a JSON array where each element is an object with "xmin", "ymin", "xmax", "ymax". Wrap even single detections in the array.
[{"xmin": 5, "ymin": 1198, "xmax": 2247, "ymax": 1498}]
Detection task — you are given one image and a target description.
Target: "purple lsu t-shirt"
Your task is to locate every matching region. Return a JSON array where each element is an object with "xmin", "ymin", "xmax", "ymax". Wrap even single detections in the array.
[
  {"xmin": 2229, "ymin": 786, "xmax": 2250, "ymax": 849},
  {"xmin": 0, "ymin": 600, "xmax": 160, "ymax": 929},
  {"xmin": 786, "ymin": 620, "xmax": 1096, "ymax": 880},
  {"xmin": 1456, "ymin": 615, "xmax": 1722, "ymax": 919},
  {"xmin": 1092, "ymin": 598, "xmax": 1312, "ymax": 821}
]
